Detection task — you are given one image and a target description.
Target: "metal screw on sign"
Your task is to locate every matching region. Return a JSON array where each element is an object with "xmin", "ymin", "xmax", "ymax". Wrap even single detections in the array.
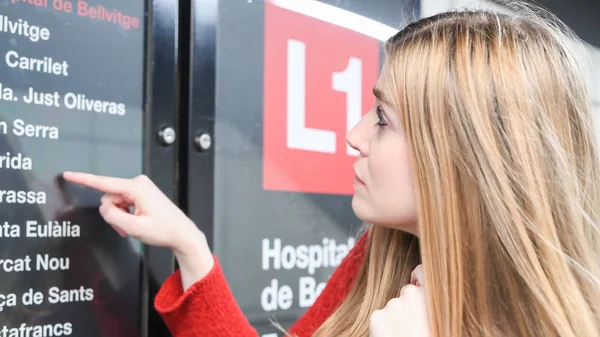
[
  {"xmin": 158, "ymin": 127, "xmax": 176, "ymax": 146},
  {"xmin": 194, "ymin": 133, "xmax": 212, "ymax": 151}
]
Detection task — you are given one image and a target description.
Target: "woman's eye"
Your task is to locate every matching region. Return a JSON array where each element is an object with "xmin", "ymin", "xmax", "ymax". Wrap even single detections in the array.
[{"xmin": 375, "ymin": 106, "xmax": 388, "ymax": 127}]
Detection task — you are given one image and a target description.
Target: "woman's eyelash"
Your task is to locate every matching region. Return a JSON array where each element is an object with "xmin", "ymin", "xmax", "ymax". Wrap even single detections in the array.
[{"xmin": 375, "ymin": 106, "xmax": 388, "ymax": 126}]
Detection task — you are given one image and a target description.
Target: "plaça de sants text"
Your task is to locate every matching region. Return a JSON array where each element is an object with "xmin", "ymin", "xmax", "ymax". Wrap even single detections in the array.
[
  {"xmin": 0, "ymin": 286, "xmax": 94, "ymax": 313},
  {"xmin": 0, "ymin": 83, "xmax": 126, "ymax": 116},
  {"xmin": 0, "ymin": 220, "xmax": 80, "ymax": 238},
  {"xmin": 0, "ymin": 322, "xmax": 73, "ymax": 337},
  {"xmin": 0, "ymin": 254, "xmax": 69, "ymax": 273}
]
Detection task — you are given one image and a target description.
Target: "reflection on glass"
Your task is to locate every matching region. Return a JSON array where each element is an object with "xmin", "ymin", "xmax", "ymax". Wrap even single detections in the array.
[{"xmin": 0, "ymin": 0, "xmax": 145, "ymax": 336}]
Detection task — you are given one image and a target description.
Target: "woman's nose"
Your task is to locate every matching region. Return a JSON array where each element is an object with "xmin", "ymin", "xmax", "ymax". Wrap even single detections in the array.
[{"xmin": 346, "ymin": 117, "xmax": 368, "ymax": 157}]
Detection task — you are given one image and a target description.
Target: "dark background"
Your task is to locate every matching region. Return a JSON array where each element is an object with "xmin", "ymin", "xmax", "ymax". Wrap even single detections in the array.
[{"xmin": 518, "ymin": 0, "xmax": 600, "ymax": 48}]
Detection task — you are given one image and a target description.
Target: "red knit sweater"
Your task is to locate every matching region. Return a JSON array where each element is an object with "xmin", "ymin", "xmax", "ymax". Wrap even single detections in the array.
[{"xmin": 154, "ymin": 233, "xmax": 368, "ymax": 337}]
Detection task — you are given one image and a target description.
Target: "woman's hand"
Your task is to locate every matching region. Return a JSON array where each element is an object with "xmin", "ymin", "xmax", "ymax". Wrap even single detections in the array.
[
  {"xmin": 62, "ymin": 172, "xmax": 214, "ymax": 289},
  {"xmin": 369, "ymin": 265, "xmax": 430, "ymax": 337}
]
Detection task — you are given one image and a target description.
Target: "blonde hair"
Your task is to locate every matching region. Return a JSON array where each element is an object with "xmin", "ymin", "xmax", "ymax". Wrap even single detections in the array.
[{"xmin": 312, "ymin": 4, "xmax": 600, "ymax": 337}]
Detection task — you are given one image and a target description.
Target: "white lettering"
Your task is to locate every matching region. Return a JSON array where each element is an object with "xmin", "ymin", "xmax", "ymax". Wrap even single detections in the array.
[
  {"xmin": 21, "ymin": 288, "xmax": 43, "ymax": 307},
  {"xmin": 0, "ymin": 83, "xmax": 14, "ymax": 102},
  {"xmin": 322, "ymin": 238, "xmax": 329, "ymax": 268},
  {"xmin": 0, "ymin": 222, "xmax": 20, "ymax": 238},
  {"xmin": 286, "ymin": 39, "xmax": 335, "ymax": 153},
  {"xmin": 22, "ymin": 87, "xmax": 61, "ymax": 107},
  {"xmin": 260, "ymin": 279, "xmax": 293, "ymax": 312},
  {"xmin": 0, "ymin": 190, "xmax": 46, "ymax": 204},
  {"xmin": 0, "ymin": 15, "xmax": 51, "ymax": 43},
  {"xmin": 262, "ymin": 238, "xmax": 281, "ymax": 270},
  {"xmin": 296, "ymin": 244, "xmax": 309, "ymax": 270},
  {"xmin": 64, "ymin": 92, "xmax": 126, "ymax": 115},
  {"xmin": 262, "ymin": 237, "xmax": 355, "ymax": 275},
  {"xmin": 13, "ymin": 119, "xmax": 59, "ymax": 139},
  {"xmin": 332, "ymin": 57, "xmax": 363, "ymax": 156},
  {"xmin": 5, "ymin": 50, "xmax": 69, "ymax": 76},
  {"xmin": 280, "ymin": 245, "xmax": 296, "ymax": 270},
  {"xmin": 299, "ymin": 276, "xmax": 326, "ymax": 308},
  {"xmin": 48, "ymin": 286, "xmax": 93, "ymax": 304},
  {"xmin": 0, "ymin": 322, "xmax": 73, "ymax": 336},
  {"xmin": 0, "ymin": 293, "xmax": 16, "ymax": 312},
  {"xmin": 286, "ymin": 39, "xmax": 365, "ymax": 154},
  {"xmin": 0, "ymin": 256, "xmax": 31, "ymax": 272},
  {"xmin": 26, "ymin": 220, "xmax": 80, "ymax": 238},
  {"xmin": 36, "ymin": 254, "xmax": 70, "ymax": 271},
  {"xmin": 0, "ymin": 152, "xmax": 32, "ymax": 170},
  {"xmin": 308, "ymin": 244, "xmax": 323, "ymax": 274}
]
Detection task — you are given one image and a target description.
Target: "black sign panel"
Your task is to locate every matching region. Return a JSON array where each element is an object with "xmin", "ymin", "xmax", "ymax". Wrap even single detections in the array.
[
  {"xmin": 0, "ymin": 0, "xmax": 144, "ymax": 336},
  {"xmin": 190, "ymin": 1, "xmax": 418, "ymax": 336}
]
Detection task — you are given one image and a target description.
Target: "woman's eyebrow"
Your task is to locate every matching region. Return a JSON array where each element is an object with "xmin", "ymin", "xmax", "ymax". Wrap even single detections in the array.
[{"xmin": 372, "ymin": 86, "xmax": 389, "ymax": 105}]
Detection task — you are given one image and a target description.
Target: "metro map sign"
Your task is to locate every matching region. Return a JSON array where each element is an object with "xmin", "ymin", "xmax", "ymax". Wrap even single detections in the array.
[{"xmin": 263, "ymin": 0, "xmax": 381, "ymax": 195}]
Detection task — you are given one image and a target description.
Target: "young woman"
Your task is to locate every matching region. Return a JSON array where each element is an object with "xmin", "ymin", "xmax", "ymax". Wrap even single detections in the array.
[{"xmin": 63, "ymin": 4, "xmax": 600, "ymax": 337}]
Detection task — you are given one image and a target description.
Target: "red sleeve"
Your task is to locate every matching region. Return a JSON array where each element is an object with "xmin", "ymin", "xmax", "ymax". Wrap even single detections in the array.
[
  {"xmin": 154, "ymin": 256, "xmax": 258, "ymax": 337},
  {"xmin": 154, "ymin": 233, "xmax": 368, "ymax": 337}
]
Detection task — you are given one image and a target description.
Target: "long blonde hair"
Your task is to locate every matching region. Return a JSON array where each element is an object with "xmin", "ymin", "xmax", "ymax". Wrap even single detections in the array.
[{"xmin": 313, "ymin": 4, "xmax": 600, "ymax": 337}]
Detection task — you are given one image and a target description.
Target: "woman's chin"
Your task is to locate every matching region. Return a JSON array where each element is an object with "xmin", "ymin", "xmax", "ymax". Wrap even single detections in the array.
[{"xmin": 351, "ymin": 195, "xmax": 372, "ymax": 224}]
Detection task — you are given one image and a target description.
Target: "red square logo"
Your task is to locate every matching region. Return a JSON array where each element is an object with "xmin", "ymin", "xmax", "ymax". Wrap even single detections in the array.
[{"xmin": 263, "ymin": 1, "xmax": 380, "ymax": 195}]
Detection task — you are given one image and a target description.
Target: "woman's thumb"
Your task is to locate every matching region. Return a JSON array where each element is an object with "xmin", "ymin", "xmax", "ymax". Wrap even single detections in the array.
[{"xmin": 99, "ymin": 202, "xmax": 142, "ymax": 237}]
